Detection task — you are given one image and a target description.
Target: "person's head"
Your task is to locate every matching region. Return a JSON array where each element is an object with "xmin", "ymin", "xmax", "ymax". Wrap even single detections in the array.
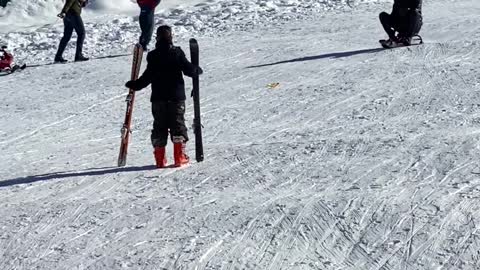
[{"xmin": 156, "ymin": 25, "xmax": 173, "ymax": 46}]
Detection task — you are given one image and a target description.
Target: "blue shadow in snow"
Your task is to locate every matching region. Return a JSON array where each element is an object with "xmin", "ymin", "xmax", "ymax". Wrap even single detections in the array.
[
  {"xmin": 247, "ymin": 48, "xmax": 386, "ymax": 68},
  {"xmin": 0, "ymin": 165, "xmax": 156, "ymax": 188}
]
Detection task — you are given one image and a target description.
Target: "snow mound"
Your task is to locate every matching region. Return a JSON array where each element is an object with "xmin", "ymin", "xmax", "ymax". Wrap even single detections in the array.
[{"xmin": 0, "ymin": 0, "xmax": 137, "ymax": 32}]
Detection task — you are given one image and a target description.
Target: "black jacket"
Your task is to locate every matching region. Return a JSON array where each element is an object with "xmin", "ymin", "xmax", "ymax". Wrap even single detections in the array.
[
  {"xmin": 393, "ymin": 0, "xmax": 422, "ymax": 17},
  {"xmin": 131, "ymin": 44, "xmax": 196, "ymax": 102}
]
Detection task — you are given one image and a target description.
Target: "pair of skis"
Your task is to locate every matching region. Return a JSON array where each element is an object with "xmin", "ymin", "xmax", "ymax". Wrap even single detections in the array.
[
  {"xmin": 117, "ymin": 39, "xmax": 204, "ymax": 167},
  {"xmin": 117, "ymin": 43, "xmax": 143, "ymax": 167},
  {"xmin": 190, "ymin": 39, "xmax": 204, "ymax": 163}
]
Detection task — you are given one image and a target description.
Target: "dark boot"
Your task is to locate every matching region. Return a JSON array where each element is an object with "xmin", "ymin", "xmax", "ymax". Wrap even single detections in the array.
[
  {"xmin": 74, "ymin": 55, "xmax": 89, "ymax": 62},
  {"xmin": 399, "ymin": 36, "xmax": 412, "ymax": 46},
  {"xmin": 54, "ymin": 56, "xmax": 68, "ymax": 64}
]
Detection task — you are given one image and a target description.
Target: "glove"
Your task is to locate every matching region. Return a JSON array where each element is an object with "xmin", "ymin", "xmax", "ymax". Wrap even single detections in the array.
[
  {"xmin": 196, "ymin": 66, "xmax": 204, "ymax": 75},
  {"xmin": 125, "ymin": 80, "xmax": 137, "ymax": 90},
  {"xmin": 57, "ymin": 13, "xmax": 66, "ymax": 19}
]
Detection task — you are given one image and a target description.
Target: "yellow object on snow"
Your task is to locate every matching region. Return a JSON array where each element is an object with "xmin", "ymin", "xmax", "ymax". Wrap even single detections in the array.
[{"xmin": 266, "ymin": 82, "xmax": 280, "ymax": 89}]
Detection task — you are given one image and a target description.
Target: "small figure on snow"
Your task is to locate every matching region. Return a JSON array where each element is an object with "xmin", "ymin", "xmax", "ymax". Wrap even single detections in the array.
[
  {"xmin": 125, "ymin": 25, "xmax": 203, "ymax": 168},
  {"xmin": 136, "ymin": 0, "xmax": 161, "ymax": 51},
  {"xmin": 379, "ymin": 0, "xmax": 423, "ymax": 48},
  {"xmin": 54, "ymin": 0, "xmax": 89, "ymax": 63},
  {"xmin": 0, "ymin": 45, "xmax": 13, "ymax": 71},
  {"xmin": 0, "ymin": 46, "xmax": 26, "ymax": 73}
]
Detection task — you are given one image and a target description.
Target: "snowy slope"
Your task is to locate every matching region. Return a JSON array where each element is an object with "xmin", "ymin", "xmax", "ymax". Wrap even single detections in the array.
[
  {"xmin": 1, "ymin": 0, "xmax": 480, "ymax": 269},
  {"xmin": 0, "ymin": 0, "xmax": 386, "ymax": 63}
]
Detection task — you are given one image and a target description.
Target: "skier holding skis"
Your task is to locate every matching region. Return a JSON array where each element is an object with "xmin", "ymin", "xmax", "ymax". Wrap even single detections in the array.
[
  {"xmin": 136, "ymin": 0, "xmax": 161, "ymax": 50},
  {"xmin": 54, "ymin": 0, "xmax": 89, "ymax": 63},
  {"xmin": 379, "ymin": 0, "xmax": 423, "ymax": 47},
  {"xmin": 125, "ymin": 25, "xmax": 203, "ymax": 168}
]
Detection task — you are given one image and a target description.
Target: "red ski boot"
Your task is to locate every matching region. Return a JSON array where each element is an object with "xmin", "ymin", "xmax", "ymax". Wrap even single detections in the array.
[
  {"xmin": 173, "ymin": 142, "xmax": 189, "ymax": 167},
  {"xmin": 154, "ymin": 147, "xmax": 167, "ymax": 168}
]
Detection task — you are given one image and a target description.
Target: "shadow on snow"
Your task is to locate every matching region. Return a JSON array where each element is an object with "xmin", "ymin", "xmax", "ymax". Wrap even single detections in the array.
[
  {"xmin": 247, "ymin": 48, "xmax": 385, "ymax": 68},
  {"xmin": 27, "ymin": 53, "xmax": 130, "ymax": 68},
  {"xmin": 0, "ymin": 165, "xmax": 156, "ymax": 188}
]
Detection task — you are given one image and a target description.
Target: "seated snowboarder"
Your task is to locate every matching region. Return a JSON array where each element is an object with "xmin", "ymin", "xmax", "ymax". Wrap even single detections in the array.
[
  {"xmin": 125, "ymin": 25, "xmax": 203, "ymax": 168},
  {"xmin": 379, "ymin": 0, "xmax": 423, "ymax": 47}
]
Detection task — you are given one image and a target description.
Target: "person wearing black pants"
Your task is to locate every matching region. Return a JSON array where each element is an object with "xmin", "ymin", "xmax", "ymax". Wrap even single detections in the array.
[
  {"xmin": 137, "ymin": 0, "xmax": 161, "ymax": 50},
  {"xmin": 125, "ymin": 25, "xmax": 203, "ymax": 168},
  {"xmin": 151, "ymin": 101, "xmax": 189, "ymax": 148},
  {"xmin": 55, "ymin": 0, "xmax": 89, "ymax": 63},
  {"xmin": 379, "ymin": 0, "xmax": 423, "ymax": 46}
]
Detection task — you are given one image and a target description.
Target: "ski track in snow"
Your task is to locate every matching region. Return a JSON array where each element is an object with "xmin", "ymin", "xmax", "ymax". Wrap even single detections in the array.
[{"xmin": 2, "ymin": 0, "xmax": 480, "ymax": 269}]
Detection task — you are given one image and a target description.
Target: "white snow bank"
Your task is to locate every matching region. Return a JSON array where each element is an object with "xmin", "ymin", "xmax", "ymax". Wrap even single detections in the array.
[
  {"xmin": 87, "ymin": 0, "xmax": 137, "ymax": 13},
  {"xmin": 0, "ymin": 0, "xmax": 214, "ymax": 32},
  {"xmin": 0, "ymin": 0, "xmax": 138, "ymax": 32}
]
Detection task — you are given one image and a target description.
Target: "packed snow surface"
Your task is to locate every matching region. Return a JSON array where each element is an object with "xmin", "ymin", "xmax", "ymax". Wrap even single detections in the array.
[{"xmin": 1, "ymin": 0, "xmax": 480, "ymax": 269}]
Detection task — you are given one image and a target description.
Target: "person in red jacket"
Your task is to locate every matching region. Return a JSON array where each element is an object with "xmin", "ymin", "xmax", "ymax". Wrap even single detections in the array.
[
  {"xmin": 137, "ymin": 0, "xmax": 161, "ymax": 50},
  {"xmin": 0, "ymin": 46, "xmax": 13, "ymax": 71},
  {"xmin": 0, "ymin": 46, "xmax": 26, "ymax": 73}
]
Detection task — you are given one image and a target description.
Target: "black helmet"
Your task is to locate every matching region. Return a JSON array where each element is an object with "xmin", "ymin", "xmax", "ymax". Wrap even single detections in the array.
[{"xmin": 156, "ymin": 25, "xmax": 173, "ymax": 44}]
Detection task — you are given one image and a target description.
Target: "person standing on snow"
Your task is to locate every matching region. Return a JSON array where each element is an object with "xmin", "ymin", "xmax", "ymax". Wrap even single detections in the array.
[
  {"xmin": 54, "ymin": 0, "xmax": 89, "ymax": 63},
  {"xmin": 136, "ymin": 0, "xmax": 161, "ymax": 50},
  {"xmin": 379, "ymin": 0, "xmax": 423, "ymax": 46},
  {"xmin": 125, "ymin": 25, "xmax": 203, "ymax": 168}
]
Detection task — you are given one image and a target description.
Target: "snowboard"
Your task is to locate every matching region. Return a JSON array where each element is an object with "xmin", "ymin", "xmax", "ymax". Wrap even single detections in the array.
[
  {"xmin": 189, "ymin": 38, "xmax": 204, "ymax": 162},
  {"xmin": 118, "ymin": 43, "xmax": 144, "ymax": 167},
  {"xmin": 379, "ymin": 35, "xmax": 423, "ymax": 49}
]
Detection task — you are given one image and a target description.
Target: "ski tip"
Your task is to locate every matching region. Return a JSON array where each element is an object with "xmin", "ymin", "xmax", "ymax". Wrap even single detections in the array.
[
  {"xmin": 196, "ymin": 155, "xmax": 204, "ymax": 162},
  {"xmin": 189, "ymin": 38, "xmax": 198, "ymax": 45}
]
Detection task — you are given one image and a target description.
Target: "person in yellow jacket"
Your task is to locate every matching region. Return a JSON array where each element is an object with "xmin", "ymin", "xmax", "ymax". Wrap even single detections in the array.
[{"xmin": 54, "ymin": 0, "xmax": 89, "ymax": 63}]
